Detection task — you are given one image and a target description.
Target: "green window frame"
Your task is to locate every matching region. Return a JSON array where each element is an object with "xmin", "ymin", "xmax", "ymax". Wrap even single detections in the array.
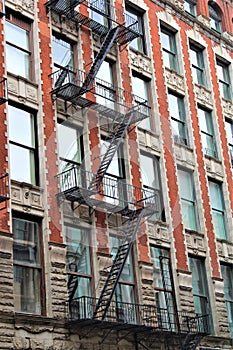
[
  {"xmin": 221, "ymin": 264, "xmax": 233, "ymax": 337},
  {"xmin": 125, "ymin": 5, "xmax": 146, "ymax": 54},
  {"xmin": 168, "ymin": 92, "xmax": 188, "ymax": 146},
  {"xmin": 132, "ymin": 75, "xmax": 151, "ymax": 130},
  {"xmin": 52, "ymin": 35, "xmax": 74, "ymax": 69},
  {"xmin": 13, "ymin": 217, "xmax": 43, "ymax": 315},
  {"xmin": 177, "ymin": 168, "xmax": 199, "ymax": 231},
  {"xmin": 189, "ymin": 257, "xmax": 213, "ymax": 333},
  {"xmin": 208, "ymin": 180, "xmax": 227, "ymax": 240},
  {"xmin": 208, "ymin": 3, "xmax": 222, "ymax": 33},
  {"xmin": 189, "ymin": 42, "xmax": 206, "ymax": 86},
  {"xmin": 161, "ymin": 26, "xmax": 178, "ymax": 71},
  {"xmin": 9, "ymin": 105, "xmax": 38, "ymax": 185},
  {"xmin": 197, "ymin": 107, "xmax": 217, "ymax": 158},
  {"xmin": 66, "ymin": 225, "xmax": 92, "ymax": 300},
  {"xmin": 95, "ymin": 60, "xmax": 115, "ymax": 110},
  {"xmin": 216, "ymin": 58, "xmax": 231, "ymax": 100},
  {"xmin": 225, "ymin": 119, "xmax": 233, "ymax": 165},
  {"xmin": 184, "ymin": 0, "xmax": 197, "ymax": 17}
]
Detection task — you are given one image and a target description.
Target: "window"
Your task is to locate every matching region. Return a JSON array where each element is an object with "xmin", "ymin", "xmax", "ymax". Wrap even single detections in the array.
[
  {"xmin": 184, "ymin": 0, "xmax": 197, "ymax": 17},
  {"xmin": 132, "ymin": 75, "xmax": 150, "ymax": 129},
  {"xmin": 90, "ymin": 0, "xmax": 109, "ymax": 27},
  {"xmin": 151, "ymin": 247, "xmax": 176, "ymax": 331},
  {"xmin": 110, "ymin": 235, "xmax": 136, "ymax": 323},
  {"xmin": 5, "ymin": 12, "xmax": 31, "ymax": 79},
  {"xmin": 189, "ymin": 42, "xmax": 206, "ymax": 86},
  {"xmin": 13, "ymin": 217, "xmax": 42, "ymax": 314},
  {"xmin": 9, "ymin": 106, "xmax": 38, "ymax": 185},
  {"xmin": 168, "ymin": 92, "xmax": 188, "ymax": 146},
  {"xmin": 208, "ymin": 3, "xmax": 222, "ymax": 33},
  {"xmin": 95, "ymin": 60, "xmax": 115, "ymax": 110},
  {"xmin": 140, "ymin": 153, "xmax": 164, "ymax": 221},
  {"xmin": 161, "ymin": 26, "xmax": 178, "ymax": 71},
  {"xmin": 125, "ymin": 5, "xmax": 146, "ymax": 54},
  {"xmin": 100, "ymin": 138, "xmax": 125, "ymax": 206},
  {"xmin": 221, "ymin": 264, "xmax": 233, "ymax": 337},
  {"xmin": 189, "ymin": 257, "xmax": 213, "ymax": 333},
  {"xmin": 58, "ymin": 123, "xmax": 83, "ymax": 173},
  {"xmin": 177, "ymin": 169, "xmax": 199, "ymax": 231},
  {"xmin": 208, "ymin": 180, "xmax": 227, "ymax": 240},
  {"xmin": 66, "ymin": 226, "xmax": 92, "ymax": 301},
  {"xmin": 52, "ymin": 35, "xmax": 74, "ymax": 69},
  {"xmin": 197, "ymin": 107, "xmax": 217, "ymax": 158},
  {"xmin": 216, "ymin": 59, "xmax": 231, "ymax": 100},
  {"xmin": 225, "ymin": 119, "xmax": 233, "ymax": 165}
]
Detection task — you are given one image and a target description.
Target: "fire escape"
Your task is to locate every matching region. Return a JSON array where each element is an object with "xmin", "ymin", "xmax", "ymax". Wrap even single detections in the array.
[{"xmin": 46, "ymin": 1, "xmax": 209, "ymax": 348}]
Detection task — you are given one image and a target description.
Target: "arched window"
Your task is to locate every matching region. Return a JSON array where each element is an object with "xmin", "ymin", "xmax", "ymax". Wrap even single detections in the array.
[{"xmin": 208, "ymin": 2, "xmax": 222, "ymax": 33}]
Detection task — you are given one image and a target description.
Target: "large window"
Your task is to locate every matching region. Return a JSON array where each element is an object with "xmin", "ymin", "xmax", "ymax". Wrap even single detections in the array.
[
  {"xmin": 189, "ymin": 257, "xmax": 213, "ymax": 333},
  {"xmin": 225, "ymin": 119, "xmax": 233, "ymax": 165},
  {"xmin": 197, "ymin": 107, "xmax": 217, "ymax": 158},
  {"xmin": 208, "ymin": 180, "xmax": 227, "ymax": 240},
  {"xmin": 221, "ymin": 264, "xmax": 233, "ymax": 337},
  {"xmin": 13, "ymin": 217, "xmax": 42, "ymax": 314},
  {"xmin": 66, "ymin": 226, "xmax": 92, "ymax": 301},
  {"xmin": 52, "ymin": 35, "xmax": 74, "ymax": 69},
  {"xmin": 5, "ymin": 12, "xmax": 31, "ymax": 79},
  {"xmin": 161, "ymin": 26, "xmax": 178, "ymax": 71},
  {"xmin": 9, "ymin": 106, "xmax": 38, "ymax": 185},
  {"xmin": 95, "ymin": 60, "xmax": 115, "ymax": 110},
  {"xmin": 216, "ymin": 58, "xmax": 231, "ymax": 100},
  {"xmin": 168, "ymin": 92, "xmax": 188, "ymax": 146},
  {"xmin": 132, "ymin": 75, "xmax": 150, "ymax": 129},
  {"xmin": 184, "ymin": 0, "xmax": 197, "ymax": 17},
  {"xmin": 140, "ymin": 153, "xmax": 164, "ymax": 221},
  {"xmin": 110, "ymin": 235, "xmax": 136, "ymax": 323},
  {"xmin": 177, "ymin": 169, "xmax": 199, "ymax": 231},
  {"xmin": 208, "ymin": 3, "xmax": 222, "ymax": 33},
  {"xmin": 150, "ymin": 246, "xmax": 175, "ymax": 330},
  {"xmin": 125, "ymin": 5, "xmax": 146, "ymax": 54},
  {"xmin": 90, "ymin": 0, "xmax": 109, "ymax": 27},
  {"xmin": 189, "ymin": 42, "xmax": 206, "ymax": 86},
  {"xmin": 58, "ymin": 123, "xmax": 83, "ymax": 173}
]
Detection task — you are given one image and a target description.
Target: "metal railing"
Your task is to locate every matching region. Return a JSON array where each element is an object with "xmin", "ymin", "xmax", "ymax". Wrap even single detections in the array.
[
  {"xmin": 57, "ymin": 167, "xmax": 159, "ymax": 210},
  {"xmin": 69, "ymin": 296, "xmax": 210, "ymax": 335},
  {"xmin": 0, "ymin": 172, "xmax": 9, "ymax": 203},
  {"xmin": 51, "ymin": 66, "xmax": 151, "ymax": 118}
]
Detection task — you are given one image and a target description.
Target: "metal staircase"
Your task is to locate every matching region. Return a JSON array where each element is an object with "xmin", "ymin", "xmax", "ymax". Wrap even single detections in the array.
[{"xmin": 93, "ymin": 208, "xmax": 149, "ymax": 320}]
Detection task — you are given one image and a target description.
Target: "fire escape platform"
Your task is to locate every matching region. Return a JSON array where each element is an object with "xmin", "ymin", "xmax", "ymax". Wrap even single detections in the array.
[
  {"xmin": 45, "ymin": 0, "xmax": 141, "ymax": 46},
  {"xmin": 67, "ymin": 296, "xmax": 210, "ymax": 338},
  {"xmin": 58, "ymin": 168, "xmax": 159, "ymax": 215}
]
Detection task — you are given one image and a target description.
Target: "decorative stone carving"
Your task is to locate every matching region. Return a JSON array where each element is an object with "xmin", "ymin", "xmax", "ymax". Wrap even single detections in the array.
[
  {"xmin": 174, "ymin": 144, "xmax": 195, "ymax": 166},
  {"xmin": 8, "ymin": 74, "xmax": 39, "ymax": 108},
  {"xmin": 222, "ymin": 99, "xmax": 233, "ymax": 118},
  {"xmin": 165, "ymin": 69, "xmax": 185, "ymax": 93},
  {"xmin": 138, "ymin": 129, "xmax": 160, "ymax": 151},
  {"xmin": 217, "ymin": 240, "xmax": 233, "ymax": 264},
  {"xmin": 129, "ymin": 50, "xmax": 152, "ymax": 76},
  {"xmin": 205, "ymin": 157, "xmax": 223, "ymax": 178},
  {"xmin": 173, "ymin": 0, "xmax": 184, "ymax": 11},
  {"xmin": 185, "ymin": 231, "xmax": 206, "ymax": 254},
  {"xmin": 148, "ymin": 221, "xmax": 169, "ymax": 243},
  {"xmin": 197, "ymin": 15, "xmax": 211, "ymax": 28},
  {"xmin": 194, "ymin": 84, "xmax": 213, "ymax": 107},
  {"xmin": 7, "ymin": 0, "xmax": 34, "ymax": 14},
  {"xmin": 11, "ymin": 182, "xmax": 44, "ymax": 215}
]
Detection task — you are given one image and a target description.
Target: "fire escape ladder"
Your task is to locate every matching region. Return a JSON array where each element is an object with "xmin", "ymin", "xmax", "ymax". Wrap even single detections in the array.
[
  {"xmin": 92, "ymin": 208, "xmax": 145, "ymax": 320},
  {"xmin": 80, "ymin": 26, "xmax": 119, "ymax": 94},
  {"xmin": 89, "ymin": 112, "xmax": 133, "ymax": 192},
  {"xmin": 54, "ymin": 66, "xmax": 70, "ymax": 91},
  {"xmin": 181, "ymin": 333, "xmax": 202, "ymax": 350}
]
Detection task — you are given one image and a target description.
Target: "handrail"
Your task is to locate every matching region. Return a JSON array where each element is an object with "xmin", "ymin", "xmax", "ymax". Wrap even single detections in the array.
[{"xmin": 68, "ymin": 296, "xmax": 210, "ymax": 335}]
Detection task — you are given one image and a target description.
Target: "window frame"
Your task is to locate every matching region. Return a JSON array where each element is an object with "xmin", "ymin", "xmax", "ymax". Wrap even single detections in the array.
[
  {"xmin": 208, "ymin": 2, "xmax": 222, "ymax": 33},
  {"xmin": 65, "ymin": 225, "xmax": 93, "ymax": 300},
  {"xmin": 197, "ymin": 106, "xmax": 218, "ymax": 159},
  {"xmin": 216, "ymin": 58, "xmax": 231, "ymax": 100},
  {"xmin": 5, "ymin": 9, "xmax": 33, "ymax": 80},
  {"xmin": 125, "ymin": 4, "xmax": 147, "ymax": 54},
  {"xmin": 160, "ymin": 25, "xmax": 179, "ymax": 72},
  {"xmin": 8, "ymin": 105, "xmax": 39, "ymax": 186},
  {"xmin": 189, "ymin": 42, "xmax": 206, "ymax": 86},
  {"xmin": 177, "ymin": 168, "xmax": 199, "ymax": 232},
  {"xmin": 220, "ymin": 263, "xmax": 233, "ymax": 337},
  {"xmin": 184, "ymin": 0, "xmax": 197, "ymax": 17},
  {"xmin": 13, "ymin": 214, "xmax": 45, "ymax": 315},
  {"xmin": 208, "ymin": 180, "xmax": 227, "ymax": 240},
  {"xmin": 225, "ymin": 118, "xmax": 233, "ymax": 166},
  {"xmin": 168, "ymin": 91, "xmax": 189, "ymax": 146},
  {"xmin": 52, "ymin": 33, "xmax": 75, "ymax": 70}
]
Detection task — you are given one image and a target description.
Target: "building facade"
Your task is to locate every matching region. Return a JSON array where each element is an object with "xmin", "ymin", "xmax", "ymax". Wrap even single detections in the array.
[{"xmin": 0, "ymin": 0, "xmax": 233, "ymax": 349}]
